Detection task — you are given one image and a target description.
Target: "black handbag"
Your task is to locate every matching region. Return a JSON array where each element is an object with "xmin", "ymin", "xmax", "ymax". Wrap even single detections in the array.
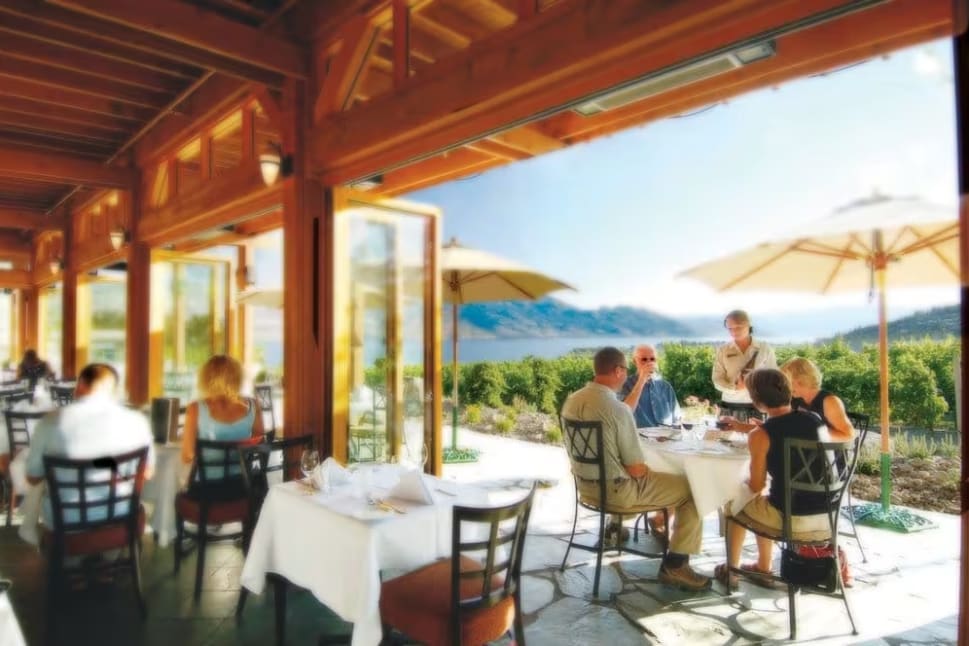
[{"xmin": 780, "ymin": 547, "xmax": 837, "ymax": 592}]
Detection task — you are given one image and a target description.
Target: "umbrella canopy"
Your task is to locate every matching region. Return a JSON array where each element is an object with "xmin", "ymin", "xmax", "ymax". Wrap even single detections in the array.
[
  {"xmin": 442, "ymin": 238, "xmax": 574, "ymax": 450},
  {"xmin": 679, "ymin": 193, "xmax": 958, "ymax": 511},
  {"xmin": 441, "ymin": 239, "xmax": 574, "ymax": 304}
]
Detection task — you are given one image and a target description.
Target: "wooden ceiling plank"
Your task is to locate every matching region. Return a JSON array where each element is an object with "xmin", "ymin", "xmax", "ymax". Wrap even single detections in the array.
[
  {"xmin": 452, "ymin": 0, "xmax": 518, "ymax": 29},
  {"xmin": 313, "ymin": 0, "xmax": 946, "ymax": 181},
  {"xmin": 0, "ymin": 111, "xmax": 127, "ymax": 145},
  {"xmin": 0, "ymin": 135, "xmax": 109, "ymax": 160},
  {"xmin": 0, "ymin": 96, "xmax": 133, "ymax": 133},
  {"xmin": 418, "ymin": 3, "xmax": 493, "ymax": 41},
  {"xmin": 0, "ymin": 0, "xmax": 285, "ymax": 88},
  {"xmin": 489, "ymin": 126, "xmax": 564, "ymax": 155},
  {"xmin": 0, "ymin": 208, "xmax": 65, "ymax": 231},
  {"xmin": 466, "ymin": 139, "xmax": 531, "ymax": 160},
  {"xmin": 410, "ymin": 13, "xmax": 472, "ymax": 49},
  {"xmin": 0, "ymin": 16, "xmax": 201, "ymax": 80},
  {"xmin": 392, "ymin": 0, "xmax": 411, "ymax": 88},
  {"xmin": 0, "ymin": 146, "xmax": 134, "ymax": 189},
  {"xmin": 0, "ymin": 77, "xmax": 154, "ymax": 122},
  {"xmin": 47, "ymin": 0, "xmax": 307, "ymax": 79},
  {"xmin": 0, "ymin": 31, "xmax": 186, "ymax": 93},
  {"xmin": 0, "ymin": 58, "xmax": 171, "ymax": 110}
]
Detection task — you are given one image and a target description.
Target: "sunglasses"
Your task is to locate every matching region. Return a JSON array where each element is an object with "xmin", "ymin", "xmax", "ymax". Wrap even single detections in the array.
[{"xmin": 637, "ymin": 357, "xmax": 657, "ymax": 362}]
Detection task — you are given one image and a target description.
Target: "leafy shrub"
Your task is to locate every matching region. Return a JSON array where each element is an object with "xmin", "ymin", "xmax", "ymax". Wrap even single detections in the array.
[
  {"xmin": 660, "ymin": 343, "xmax": 717, "ymax": 404},
  {"xmin": 502, "ymin": 361, "xmax": 535, "ymax": 406},
  {"xmin": 855, "ymin": 443, "xmax": 880, "ymax": 476},
  {"xmin": 545, "ymin": 425, "xmax": 563, "ymax": 444},
  {"xmin": 500, "ymin": 404, "xmax": 518, "ymax": 425},
  {"xmin": 463, "ymin": 403, "xmax": 482, "ymax": 425},
  {"xmin": 893, "ymin": 434, "xmax": 932, "ymax": 460},
  {"xmin": 526, "ymin": 357, "xmax": 562, "ymax": 414},
  {"xmin": 890, "ymin": 352, "xmax": 948, "ymax": 430},
  {"xmin": 495, "ymin": 417, "xmax": 515, "ymax": 435},
  {"xmin": 463, "ymin": 362, "xmax": 506, "ymax": 408}
]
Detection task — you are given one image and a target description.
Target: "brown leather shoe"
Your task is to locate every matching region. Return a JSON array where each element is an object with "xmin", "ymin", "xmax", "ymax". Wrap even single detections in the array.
[{"xmin": 658, "ymin": 563, "xmax": 712, "ymax": 591}]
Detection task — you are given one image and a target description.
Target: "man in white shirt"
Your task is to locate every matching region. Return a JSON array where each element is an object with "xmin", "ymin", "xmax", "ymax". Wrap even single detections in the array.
[{"xmin": 25, "ymin": 363, "xmax": 154, "ymax": 528}]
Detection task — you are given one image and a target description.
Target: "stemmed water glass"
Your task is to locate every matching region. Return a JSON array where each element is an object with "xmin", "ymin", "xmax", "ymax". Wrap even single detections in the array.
[
  {"xmin": 300, "ymin": 449, "xmax": 320, "ymax": 481},
  {"xmin": 408, "ymin": 443, "xmax": 429, "ymax": 470}
]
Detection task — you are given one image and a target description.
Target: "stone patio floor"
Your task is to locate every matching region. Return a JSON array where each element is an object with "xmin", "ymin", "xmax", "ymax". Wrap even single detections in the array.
[{"xmin": 0, "ymin": 427, "xmax": 959, "ymax": 645}]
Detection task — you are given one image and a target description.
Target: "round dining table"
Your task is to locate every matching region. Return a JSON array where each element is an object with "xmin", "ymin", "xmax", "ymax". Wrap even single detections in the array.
[{"xmin": 639, "ymin": 429, "xmax": 750, "ymax": 518}]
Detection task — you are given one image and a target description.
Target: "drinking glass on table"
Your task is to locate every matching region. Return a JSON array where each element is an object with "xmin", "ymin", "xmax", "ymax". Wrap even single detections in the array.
[{"xmin": 300, "ymin": 449, "xmax": 320, "ymax": 480}]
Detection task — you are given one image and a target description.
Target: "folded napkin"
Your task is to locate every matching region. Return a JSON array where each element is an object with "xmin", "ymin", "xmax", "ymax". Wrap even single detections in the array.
[
  {"xmin": 388, "ymin": 469, "xmax": 434, "ymax": 505},
  {"xmin": 315, "ymin": 457, "xmax": 351, "ymax": 490}
]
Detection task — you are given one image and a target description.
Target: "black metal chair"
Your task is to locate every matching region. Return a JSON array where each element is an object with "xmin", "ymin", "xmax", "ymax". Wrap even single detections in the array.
[
  {"xmin": 42, "ymin": 447, "xmax": 149, "ymax": 618},
  {"xmin": 842, "ymin": 411, "xmax": 870, "ymax": 562},
  {"xmin": 1, "ymin": 391, "xmax": 30, "ymax": 410},
  {"xmin": 559, "ymin": 418, "xmax": 667, "ymax": 597},
  {"xmin": 49, "ymin": 385, "xmax": 75, "ymax": 407},
  {"xmin": 380, "ymin": 483, "xmax": 536, "ymax": 646},
  {"xmin": 234, "ymin": 434, "xmax": 315, "ymax": 625},
  {"xmin": 724, "ymin": 437, "xmax": 859, "ymax": 640},
  {"xmin": 253, "ymin": 385, "xmax": 277, "ymax": 437},
  {"xmin": 4, "ymin": 409, "xmax": 45, "ymax": 526},
  {"xmin": 174, "ymin": 436, "xmax": 262, "ymax": 601}
]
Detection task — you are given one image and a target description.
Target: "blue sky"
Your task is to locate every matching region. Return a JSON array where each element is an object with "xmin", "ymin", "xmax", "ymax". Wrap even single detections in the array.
[{"xmin": 405, "ymin": 39, "xmax": 960, "ymax": 316}]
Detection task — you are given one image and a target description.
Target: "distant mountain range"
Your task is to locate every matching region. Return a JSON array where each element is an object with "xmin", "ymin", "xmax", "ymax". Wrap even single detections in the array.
[
  {"xmin": 453, "ymin": 298, "xmax": 694, "ymax": 339},
  {"xmin": 449, "ymin": 298, "xmax": 961, "ymax": 342},
  {"xmin": 823, "ymin": 304, "xmax": 961, "ymax": 346}
]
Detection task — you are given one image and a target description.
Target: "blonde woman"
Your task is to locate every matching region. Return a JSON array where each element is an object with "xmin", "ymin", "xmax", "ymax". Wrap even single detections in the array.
[
  {"xmin": 181, "ymin": 355, "xmax": 264, "ymax": 469},
  {"xmin": 781, "ymin": 357, "xmax": 855, "ymax": 442}
]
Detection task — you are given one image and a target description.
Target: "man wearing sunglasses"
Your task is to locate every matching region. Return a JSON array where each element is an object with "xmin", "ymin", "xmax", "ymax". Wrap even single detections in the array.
[{"xmin": 619, "ymin": 344, "xmax": 681, "ymax": 428}]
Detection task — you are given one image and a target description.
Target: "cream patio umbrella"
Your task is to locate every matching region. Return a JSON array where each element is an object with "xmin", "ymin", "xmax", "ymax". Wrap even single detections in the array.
[
  {"xmin": 679, "ymin": 193, "xmax": 959, "ymax": 518},
  {"xmin": 442, "ymin": 238, "xmax": 574, "ymax": 453}
]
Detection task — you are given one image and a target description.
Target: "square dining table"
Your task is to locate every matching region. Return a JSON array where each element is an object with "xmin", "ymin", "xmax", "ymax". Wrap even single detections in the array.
[{"xmin": 240, "ymin": 465, "xmax": 486, "ymax": 646}]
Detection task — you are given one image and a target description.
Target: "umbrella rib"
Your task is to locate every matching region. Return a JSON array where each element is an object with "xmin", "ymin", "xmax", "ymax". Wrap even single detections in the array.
[
  {"xmin": 819, "ymin": 239, "xmax": 857, "ymax": 293},
  {"xmin": 720, "ymin": 241, "xmax": 802, "ymax": 290},
  {"xmin": 892, "ymin": 225, "xmax": 959, "ymax": 256},
  {"xmin": 926, "ymin": 243, "xmax": 962, "ymax": 279},
  {"xmin": 495, "ymin": 273, "xmax": 541, "ymax": 300}
]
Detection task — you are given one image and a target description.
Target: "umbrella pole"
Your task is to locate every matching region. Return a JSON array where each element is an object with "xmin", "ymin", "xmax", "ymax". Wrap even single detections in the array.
[
  {"xmin": 877, "ymin": 264, "xmax": 891, "ymax": 511},
  {"xmin": 451, "ymin": 302, "xmax": 459, "ymax": 451}
]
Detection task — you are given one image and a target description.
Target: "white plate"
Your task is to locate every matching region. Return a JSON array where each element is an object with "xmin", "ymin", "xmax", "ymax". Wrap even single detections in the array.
[{"xmin": 638, "ymin": 427, "xmax": 675, "ymax": 439}]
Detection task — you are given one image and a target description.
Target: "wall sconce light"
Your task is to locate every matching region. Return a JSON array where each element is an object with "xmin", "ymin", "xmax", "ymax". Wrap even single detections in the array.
[
  {"xmin": 49, "ymin": 257, "xmax": 63, "ymax": 274},
  {"xmin": 109, "ymin": 226, "xmax": 130, "ymax": 251},
  {"xmin": 259, "ymin": 141, "xmax": 293, "ymax": 187}
]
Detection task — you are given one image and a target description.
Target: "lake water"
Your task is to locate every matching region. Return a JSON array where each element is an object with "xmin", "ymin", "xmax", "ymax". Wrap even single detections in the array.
[{"xmin": 256, "ymin": 334, "xmax": 810, "ymax": 368}]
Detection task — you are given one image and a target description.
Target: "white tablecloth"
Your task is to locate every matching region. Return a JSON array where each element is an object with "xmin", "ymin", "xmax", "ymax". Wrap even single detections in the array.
[
  {"xmin": 641, "ymin": 437, "xmax": 749, "ymax": 517},
  {"xmin": 240, "ymin": 468, "xmax": 486, "ymax": 646},
  {"xmin": 0, "ymin": 592, "xmax": 25, "ymax": 646},
  {"xmin": 141, "ymin": 444, "xmax": 184, "ymax": 547}
]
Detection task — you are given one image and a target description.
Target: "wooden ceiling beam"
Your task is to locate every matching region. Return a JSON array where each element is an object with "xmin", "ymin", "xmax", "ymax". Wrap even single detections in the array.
[
  {"xmin": 0, "ymin": 146, "xmax": 134, "ymax": 189},
  {"xmin": 418, "ymin": 3, "xmax": 495, "ymax": 41},
  {"xmin": 312, "ymin": 0, "xmax": 954, "ymax": 183},
  {"xmin": 376, "ymin": 147, "xmax": 492, "ymax": 194},
  {"xmin": 0, "ymin": 31, "xmax": 186, "ymax": 93},
  {"xmin": 0, "ymin": 133, "xmax": 111, "ymax": 160},
  {"xmin": 0, "ymin": 0, "xmax": 285, "ymax": 88},
  {"xmin": 466, "ymin": 139, "xmax": 531, "ymax": 161},
  {"xmin": 0, "ymin": 77, "xmax": 154, "ymax": 123},
  {"xmin": 47, "ymin": 0, "xmax": 307, "ymax": 79},
  {"xmin": 0, "ymin": 97, "xmax": 133, "ymax": 134},
  {"xmin": 0, "ymin": 208, "xmax": 65, "ymax": 232},
  {"xmin": 0, "ymin": 270, "xmax": 34, "ymax": 290},
  {"xmin": 314, "ymin": 14, "xmax": 380, "ymax": 121},
  {"xmin": 489, "ymin": 126, "xmax": 564, "ymax": 155},
  {"xmin": 0, "ymin": 58, "xmax": 170, "ymax": 110}
]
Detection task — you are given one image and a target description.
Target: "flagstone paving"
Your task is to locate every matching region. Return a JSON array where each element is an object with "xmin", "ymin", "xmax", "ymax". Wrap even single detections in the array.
[{"xmin": 0, "ymin": 427, "xmax": 959, "ymax": 645}]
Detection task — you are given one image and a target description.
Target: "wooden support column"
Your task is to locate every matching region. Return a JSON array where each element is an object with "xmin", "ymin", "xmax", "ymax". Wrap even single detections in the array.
[
  {"xmin": 126, "ymin": 243, "xmax": 151, "ymax": 405},
  {"xmin": 61, "ymin": 227, "xmax": 78, "ymax": 380},
  {"xmin": 952, "ymin": 29, "xmax": 969, "ymax": 646},
  {"xmin": 75, "ymin": 279, "xmax": 91, "ymax": 370},
  {"xmin": 235, "ymin": 244, "xmax": 253, "ymax": 370},
  {"xmin": 18, "ymin": 287, "xmax": 38, "ymax": 357},
  {"xmin": 282, "ymin": 77, "xmax": 328, "ymax": 451}
]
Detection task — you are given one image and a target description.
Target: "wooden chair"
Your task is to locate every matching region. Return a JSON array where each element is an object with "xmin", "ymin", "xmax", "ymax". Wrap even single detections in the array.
[
  {"xmin": 724, "ymin": 437, "xmax": 859, "ymax": 640},
  {"xmin": 4, "ymin": 410, "xmax": 45, "ymax": 526},
  {"xmin": 253, "ymin": 385, "xmax": 277, "ymax": 438},
  {"xmin": 42, "ymin": 447, "xmax": 149, "ymax": 618},
  {"xmin": 380, "ymin": 483, "xmax": 536, "ymax": 646},
  {"xmin": 174, "ymin": 437, "xmax": 262, "ymax": 601},
  {"xmin": 49, "ymin": 385, "xmax": 75, "ymax": 407},
  {"xmin": 559, "ymin": 418, "xmax": 667, "ymax": 597},
  {"xmin": 842, "ymin": 411, "xmax": 870, "ymax": 562}
]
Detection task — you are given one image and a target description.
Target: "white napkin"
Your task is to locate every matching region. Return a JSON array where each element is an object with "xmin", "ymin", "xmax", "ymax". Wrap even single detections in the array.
[
  {"xmin": 388, "ymin": 469, "xmax": 434, "ymax": 505},
  {"xmin": 315, "ymin": 457, "xmax": 350, "ymax": 490}
]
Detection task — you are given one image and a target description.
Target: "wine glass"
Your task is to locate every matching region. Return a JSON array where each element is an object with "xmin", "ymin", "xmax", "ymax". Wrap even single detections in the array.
[
  {"xmin": 300, "ymin": 449, "xmax": 320, "ymax": 481},
  {"xmin": 408, "ymin": 443, "xmax": 429, "ymax": 470}
]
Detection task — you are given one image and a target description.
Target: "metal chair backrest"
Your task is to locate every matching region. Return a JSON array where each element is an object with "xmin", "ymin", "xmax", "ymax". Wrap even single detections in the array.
[
  {"xmin": 4, "ymin": 410, "xmax": 44, "ymax": 456},
  {"xmin": 560, "ymin": 417, "xmax": 607, "ymax": 505},
  {"xmin": 1, "ymin": 391, "xmax": 30, "ymax": 410},
  {"xmin": 49, "ymin": 385, "xmax": 74, "ymax": 407},
  {"xmin": 781, "ymin": 438, "xmax": 856, "ymax": 541},
  {"xmin": 450, "ymin": 483, "xmax": 535, "ymax": 645},
  {"xmin": 253, "ymin": 385, "xmax": 276, "ymax": 434},
  {"xmin": 265, "ymin": 434, "xmax": 313, "ymax": 481},
  {"xmin": 43, "ymin": 446, "xmax": 148, "ymax": 534},
  {"xmin": 193, "ymin": 437, "xmax": 263, "ymax": 492},
  {"xmin": 846, "ymin": 411, "xmax": 870, "ymax": 436}
]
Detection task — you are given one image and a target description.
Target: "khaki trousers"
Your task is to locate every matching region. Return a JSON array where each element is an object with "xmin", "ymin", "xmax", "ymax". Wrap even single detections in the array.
[{"xmin": 578, "ymin": 471, "xmax": 702, "ymax": 555}]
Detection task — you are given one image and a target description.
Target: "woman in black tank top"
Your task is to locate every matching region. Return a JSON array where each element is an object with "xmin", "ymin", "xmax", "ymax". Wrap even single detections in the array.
[{"xmin": 782, "ymin": 357, "xmax": 855, "ymax": 442}]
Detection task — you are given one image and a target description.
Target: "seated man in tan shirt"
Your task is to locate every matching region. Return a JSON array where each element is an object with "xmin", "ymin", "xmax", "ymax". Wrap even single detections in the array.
[{"xmin": 561, "ymin": 347, "xmax": 711, "ymax": 591}]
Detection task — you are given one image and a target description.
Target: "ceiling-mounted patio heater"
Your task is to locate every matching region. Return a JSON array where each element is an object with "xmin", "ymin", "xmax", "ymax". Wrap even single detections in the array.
[{"xmin": 573, "ymin": 40, "xmax": 776, "ymax": 117}]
